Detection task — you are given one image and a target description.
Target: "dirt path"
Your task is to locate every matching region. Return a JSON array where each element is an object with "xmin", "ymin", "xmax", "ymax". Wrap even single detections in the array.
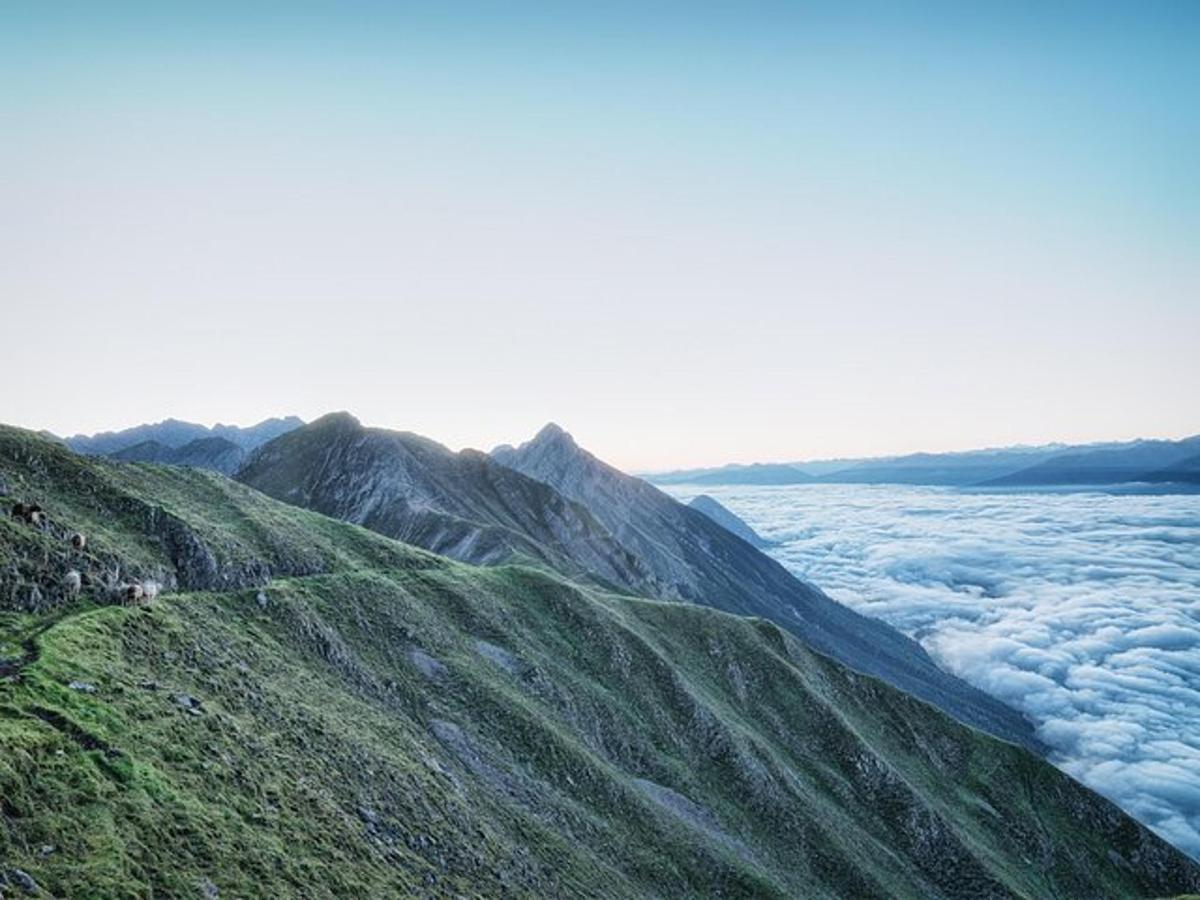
[{"xmin": 0, "ymin": 613, "xmax": 67, "ymax": 680}]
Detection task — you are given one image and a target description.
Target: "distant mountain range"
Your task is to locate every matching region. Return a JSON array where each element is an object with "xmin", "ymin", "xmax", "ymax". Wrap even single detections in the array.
[
  {"xmin": 981, "ymin": 438, "xmax": 1200, "ymax": 487},
  {"xmin": 648, "ymin": 434, "xmax": 1200, "ymax": 489},
  {"xmin": 67, "ymin": 417, "xmax": 1200, "ymax": 490},
  {"xmin": 64, "ymin": 415, "xmax": 303, "ymax": 457}
]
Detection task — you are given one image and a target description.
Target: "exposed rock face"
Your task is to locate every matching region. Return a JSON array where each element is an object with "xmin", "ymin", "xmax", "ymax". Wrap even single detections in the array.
[
  {"xmin": 687, "ymin": 494, "xmax": 775, "ymax": 548},
  {"xmin": 0, "ymin": 425, "xmax": 373, "ymax": 613},
  {"xmin": 237, "ymin": 413, "xmax": 655, "ymax": 592},
  {"xmin": 492, "ymin": 424, "xmax": 1042, "ymax": 752}
]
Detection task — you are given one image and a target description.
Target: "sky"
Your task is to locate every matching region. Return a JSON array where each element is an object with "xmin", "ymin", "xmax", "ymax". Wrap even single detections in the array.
[{"xmin": 2, "ymin": 1, "xmax": 1197, "ymax": 470}]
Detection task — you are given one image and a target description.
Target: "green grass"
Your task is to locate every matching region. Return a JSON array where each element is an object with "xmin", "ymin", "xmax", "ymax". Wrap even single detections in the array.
[{"xmin": 2, "ymin": 424, "xmax": 1198, "ymax": 899}]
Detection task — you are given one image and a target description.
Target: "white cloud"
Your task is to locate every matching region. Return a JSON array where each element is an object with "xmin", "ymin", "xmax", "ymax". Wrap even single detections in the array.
[{"xmin": 663, "ymin": 483, "xmax": 1200, "ymax": 860}]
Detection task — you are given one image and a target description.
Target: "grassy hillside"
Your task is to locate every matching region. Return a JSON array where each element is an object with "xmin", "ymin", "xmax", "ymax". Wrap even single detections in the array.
[{"xmin": 2, "ymin": 426, "xmax": 1198, "ymax": 899}]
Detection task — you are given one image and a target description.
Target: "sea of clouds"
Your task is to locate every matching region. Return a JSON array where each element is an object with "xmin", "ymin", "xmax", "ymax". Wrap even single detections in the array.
[{"xmin": 664, "ymin": 483, "xmax": 1200, "ymax": 859}]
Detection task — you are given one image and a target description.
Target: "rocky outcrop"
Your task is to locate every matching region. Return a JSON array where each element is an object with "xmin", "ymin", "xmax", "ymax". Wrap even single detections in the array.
[
  {"xmin": 687, "ymin": 494, "xmax": 775, "ymax": 548},
  {"xmin": 238, "ymin": 413, "xmax": 656, "ymax": 593},
  {"xmin": 0, "ymin": 426, "xmax": 340, "ymax": 613}
]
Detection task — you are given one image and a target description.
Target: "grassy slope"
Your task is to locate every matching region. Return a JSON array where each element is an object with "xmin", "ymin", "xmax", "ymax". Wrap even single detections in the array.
[{"xmin": 2, "ymin": 426, "xmax": 1198, "ymax": 899}]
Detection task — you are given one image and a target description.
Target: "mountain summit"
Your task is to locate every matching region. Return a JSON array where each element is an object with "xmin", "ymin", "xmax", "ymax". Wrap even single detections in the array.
[
  {"xmin": 493, "ymin": 425, "xmax": 1040, "ymax": 750},
  {"xmin": 238, "ymin": 414, "xmax": 654, "ymax": 592},
  {"xmin": 492, "ymin": 421, "xmax": 576, "ymax": 458}
]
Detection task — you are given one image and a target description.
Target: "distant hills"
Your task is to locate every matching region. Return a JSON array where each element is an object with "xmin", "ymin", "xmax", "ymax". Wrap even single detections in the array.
[
  {"xmin": 683, "ymin": 463, "xmax": 816, "ymax": 486},
  {"xmin": 981, "ymin": 437, "xmax": 1200, "ymax": 488},
  {"xmin": 1143, "ymin": 453, "xmax": 1200, "ymax": 484},
  {"xmin": 64, "ymin": 415, "xmax": 303, "ymax": 457},
  {"xmin": 648, "ymin": 434, "xmax": 1200, "ymax": 489},
  {"xmin": 110, "ymin": 436, "xmax": 247, "ymax": 475}
]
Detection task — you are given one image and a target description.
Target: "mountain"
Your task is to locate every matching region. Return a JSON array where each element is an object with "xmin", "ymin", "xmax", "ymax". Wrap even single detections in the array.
[
  {"xmin": 684, "ymin": 463, "xmax": 815, "ymax": 486},
  {"xmin": 983, "ymin": 437, "xmax": 1200, "ymax": 487},
  {"xmin": 644, "ymin": 437, "xmax": 1200, "ymax": 489},
  {"xmin": 1142, "ymin": 453, "xmax": 1200, "ymax": 485},
  {"xmin": 650, "ymin": 460, "xmax": 853, "ymax": 483},
  {"xmin": 646, "ymin": 446, "xmax": 1071, "ymax": 487},
  {"xmin": 65, "ymin": 415, "xmax": 303, "ymax": 456},
  {"xmin": 646, "ymin": 436, "xmax": 1200, "ymax": 489},
  {"xmin": 492, "ymin": 424, "xmax": 1039, "ymax": 751},
  {"xmin": 109, "ymin": 439, "xmax": 176, "ymax": 463},
  {"xmin": 688, "ymin": 494, "xmax": 776, "ymax": 548},
  {"xmin": 237, "ymin": 413, "xmax": 654, "ymax": 593},
  {"xmin": 816, "ymin": 447, "xmax": 1069, "ymax": 486},
  {"xmin": 2, "ymin": 423, "xmax": 1198, "ymax": 898},
  {"xmin": 111, "ymin": 436, "xmax": 247, "ymax": 474}
]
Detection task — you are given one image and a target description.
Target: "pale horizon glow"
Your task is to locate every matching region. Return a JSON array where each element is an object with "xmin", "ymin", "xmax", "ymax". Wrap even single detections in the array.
[{"xmin": 3, "ymin": 2, "xmax": 1197, "ymax": 470}]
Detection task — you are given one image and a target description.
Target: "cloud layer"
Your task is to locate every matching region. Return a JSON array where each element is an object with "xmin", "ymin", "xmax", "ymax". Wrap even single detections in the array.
[{"xmin": 664, "ymin": 483, "xmax": 1200, "ymax": 859}]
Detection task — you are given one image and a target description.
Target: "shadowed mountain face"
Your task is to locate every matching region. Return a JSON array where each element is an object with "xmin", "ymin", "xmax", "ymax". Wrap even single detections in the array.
[
  {"xmin": 1143, "ymin": 453, "xmax": 1200, "ymax": 484},
  {"xmin": 688, "ymin": 494, "xmax": 776, "ymax": 549},
  {"xmin": 983, "ymin": 437, "xmax": 1200, "ymax": 487},
  {"xmin": 2, "ymin": 424, "xmax": 1198, "ymax": 898},
  {"xmin": 493, "ymin": 425, "xmax": 1040, "ymax": 752},
  {"xmin": 687, "ymin": 463, "xmax": 814, "ymax": 486},
  {"xmin": 111, "ymin": 436, "xmax": 246, "ymax": 475},
  {"xmin": 815, "ymin": 449, "xmax": 1066, "ymax": 486},
  {"xmin": 66, "ymin": 415, "xmax": 303, "ymax": 456},
  {"xmin": 648, "ymin": 435, "xmax": 1200, "ymax": 489},
  {"xmin": 237, "ymin": 413, "xmax": 655, "ymax": 593},
  {"xmin": 648, "ymin": 448, "xmax": 1067, "ymax": 486}
]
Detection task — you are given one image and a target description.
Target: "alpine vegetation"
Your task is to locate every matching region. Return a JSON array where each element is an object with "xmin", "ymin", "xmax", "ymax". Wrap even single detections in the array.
[{"xmin": 2, "ymin": 423, "xmax": 1199, "ymax": 897}]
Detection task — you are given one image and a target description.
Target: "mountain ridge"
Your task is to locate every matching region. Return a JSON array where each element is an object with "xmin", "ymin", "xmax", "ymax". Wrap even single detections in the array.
[
  {"xmin": 2, "ymin": 422, "xmax": 1197, "ymax": 897},
  {"xmin": 688, "ymin": 494, "xmax": 776, "ymax": 549},
  {"xmin": 646, "ymin": 433, "xmax": 1200, "ymax": 488},
  {"xmin": 237, "ymin": 412, "xmax": 658, "ymax": 595},
  {"xmin": 65, "ymin": 415, "xmax": 304, "ymax": 457},
  {"xmin": 111, "ymin": 435, "xmax": 247, "ymax": 474},
  {"xmin": 491, "ymin": 423, "xmax": 1040, "ymax": 752}
]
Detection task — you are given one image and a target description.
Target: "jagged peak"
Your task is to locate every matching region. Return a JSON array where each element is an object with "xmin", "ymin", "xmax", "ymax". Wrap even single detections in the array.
[
  {"xmin": 530, "ymin": 422, "xmax": 577, "ymax": 450},
  {"xmin": 490, "ymin": 422, "xmax": 590, "ymax": 470}
]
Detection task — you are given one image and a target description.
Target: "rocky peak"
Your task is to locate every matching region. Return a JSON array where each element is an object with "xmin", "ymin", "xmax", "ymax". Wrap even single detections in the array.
[
  {"xmin": 528, "ymin": 422, "xmax": 578, "ymax": 454},
  {"xmin": 493, "ymin": 422, "xmax": 593, "ymax": 476},
  {"xmin": 308, "ymin": 411, "xmax": 362, "ymax": 435}
]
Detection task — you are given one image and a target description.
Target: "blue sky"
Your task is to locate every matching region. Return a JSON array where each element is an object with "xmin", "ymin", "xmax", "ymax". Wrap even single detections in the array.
[{"xmin": 3, "ymin": 2, "xmax": 1197, "ymax": 468}]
